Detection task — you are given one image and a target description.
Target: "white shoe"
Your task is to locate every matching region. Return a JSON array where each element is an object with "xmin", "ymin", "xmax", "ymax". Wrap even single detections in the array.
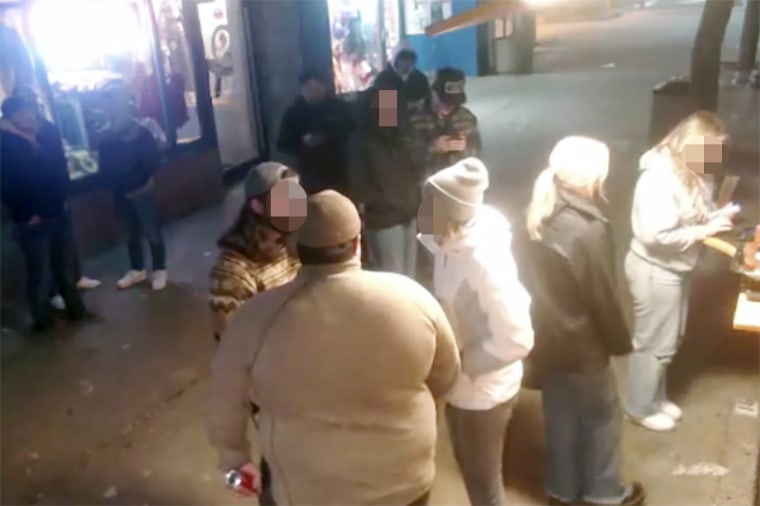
[
  {"xmin": 659, "ymin": 400, "xmax": 683, "ymax": 422},
  {"xmin": 50, "ymin": 295, "xmax": 66, "ymax": 311},
  {"xmin": 629, "ymin": 412, "xmax": 676, "ymax": 432},
  {"xmin": 117, "ymin": 270, "xmax": 147, "ymax": 290},
  {"xmin": 151, "ymin": 270, "xmax": 168, "ymax": 291},
  {"xmin": 77, "ymin": 276, "xmax": 101, "ymax": 290}
]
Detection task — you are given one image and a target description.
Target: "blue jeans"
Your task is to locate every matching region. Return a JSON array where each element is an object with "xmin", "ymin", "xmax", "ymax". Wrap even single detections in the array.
[
  {"xmin": 543, "ymin": 366, "xmax": 628, "ymax": 504},
  {"xmin": 15, "ymin": 216, "xmax": 86, "ymax": 327},
  {"xmin": 364, "ymin": 220, "xmax": 417, "ymax": 277},
  {"xmin": 116, "ymin": 192, "xmax": 166, "ymax": 271},
  {"xmin": 624, "ymin": 252, "xmax": 690, "ymax": 418}
]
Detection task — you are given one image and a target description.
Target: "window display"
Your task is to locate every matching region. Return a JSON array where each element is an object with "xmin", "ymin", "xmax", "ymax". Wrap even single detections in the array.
[
  {"xmin": 327, "ymin": 0, "xmax": 400, "ymax": 94},
  {"xmin": 0, "ymin": 0, "xmax": 199, "ymax": 182}
]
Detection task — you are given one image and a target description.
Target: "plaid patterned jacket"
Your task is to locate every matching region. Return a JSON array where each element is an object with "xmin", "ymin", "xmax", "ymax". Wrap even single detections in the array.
[
  {"xmin": 408, "ymin": 105, "xmax": 483, "ymax": 177},
  {"xmin": 209, "ymin": 245, "xmax": 300, "ymax": 340}
]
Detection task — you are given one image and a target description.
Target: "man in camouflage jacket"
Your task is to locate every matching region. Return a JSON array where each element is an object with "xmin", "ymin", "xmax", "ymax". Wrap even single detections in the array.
[{"xmin": 409, "ymin": 67, "xmax": 482, "ymax": 179}]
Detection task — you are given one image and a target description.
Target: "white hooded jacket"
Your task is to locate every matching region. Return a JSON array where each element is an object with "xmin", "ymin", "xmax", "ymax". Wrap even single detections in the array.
[{"xmin": 422, "ymin": 205, "xmax": 534, "ymax": 410}]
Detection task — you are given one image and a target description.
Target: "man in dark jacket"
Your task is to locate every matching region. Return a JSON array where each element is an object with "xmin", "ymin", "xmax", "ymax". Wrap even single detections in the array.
[
  {"xmin": 353, "ymin": 85, "xmax": 422, "ymax": 276},
  {"xmin": 0, "ymin": 96, "xmax": 87, "ymax": 331},
  {"xmin": 99, "ymin": 81, "xmax": 167, "ymax": 291},
  {"xmin": 372, "ymin": 45, "xmax": 431, "ymax": 114},
  {"xmin": 276, "ymin": 68, "xmax": 354, "ymax": 196}
]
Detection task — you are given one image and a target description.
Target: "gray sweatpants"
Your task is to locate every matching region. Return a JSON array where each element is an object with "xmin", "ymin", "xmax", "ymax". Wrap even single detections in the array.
[
  {"xmin": 624, "ymin": 251, "xmax": 691, "ymax": 418},
  {"xmin": 446, "ymin": 399, "xmax": 515, "ymax": 506}
]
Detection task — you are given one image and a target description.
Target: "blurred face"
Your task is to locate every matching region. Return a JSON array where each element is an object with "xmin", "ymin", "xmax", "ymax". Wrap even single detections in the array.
[
  {"xmin": 10, "ymin": 106, "xmax": 38, "ymax": 132},
  {"xmin": 301, "ymin": 78, "xmax": 328, "ymax": 104},
  {"xmin": 681, "ymin": 135, "xmax": 725, "ymax": 175},
  {"xmin": 394, "ymin": 57, "xmax": 415, "ymax": 76},
  {"xmin": 417, "ymin": 189, "xmax": 451, "ymax": 244}
]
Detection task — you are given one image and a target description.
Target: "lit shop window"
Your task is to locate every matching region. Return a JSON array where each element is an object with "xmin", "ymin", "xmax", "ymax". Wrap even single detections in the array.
[
  {"xmin": 153, "ymin": 0, "xmax": 199, "ymax": 145},
  {"xmin": 328, "ymin": 0, "xmax": 401, "ymax": 94},
  {"xmin": 26, "ymin": 0, "xmax": 171, "ymax": 180}
]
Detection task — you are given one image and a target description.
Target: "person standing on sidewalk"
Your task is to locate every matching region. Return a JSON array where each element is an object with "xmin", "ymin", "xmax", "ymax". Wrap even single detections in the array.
[
  {"xmin": 372, "ymin": 42, "xmax": 431, "ymax": 114},
  {"xmin": 417, "ymin": 158, "xmax": 533, "ymax": 506},
  {"xmin": 99, "ymin": 81, "xmax": 168, "ymax": 291},
  {"xmin": 625, "ymin": 112, "xmax": 739, "ymax": 432},
  {"xmin": 9, "ymin": 85, "xmax": 101, "ymax": 309},
  {"xmin": 276, "ymin": 68, "xmax": 354, "ymax": 196},
  {"xmin": 409, "ymin": 67, "xmax": 482, "ymax": 179},
  {"xmin": 208, "ymin": 190, "xmax": 460, "ymax": 506},
  {"xmin": 353, "ymin": 85, "xmax": 422, "ymax": 276},
  {"xmin": 0, "ymin": 96, "xmax": 88, "ymax": 332},
  {"xmin": 209, "ymin": 162, "xmax": 302, "ymax": 342},
  {"xmin": 517, "ymin": 136, "xmax": 645, "ymax": 506}
]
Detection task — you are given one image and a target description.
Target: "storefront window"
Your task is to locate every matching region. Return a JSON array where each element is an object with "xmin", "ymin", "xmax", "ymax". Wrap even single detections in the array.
[
  {"xmin": 153, "ymin": 0, "xmax": 200, "ymax": 145},
  {"xmin": 403, "ymin": 0, "xmax": 451, "ymax": 36},
  {"xmin": 21, "ymin": 0, "xmax": 171, "ymax": 181},
  {"xmin": 328, "ymin": 0, "xmax": 384, "ymax": 94}
]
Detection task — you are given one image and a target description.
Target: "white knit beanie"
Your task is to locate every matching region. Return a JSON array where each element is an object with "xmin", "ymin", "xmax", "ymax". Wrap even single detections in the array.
[{"xmin": 425, "ymin": 157, "xmax": 490, "ymax": 223}]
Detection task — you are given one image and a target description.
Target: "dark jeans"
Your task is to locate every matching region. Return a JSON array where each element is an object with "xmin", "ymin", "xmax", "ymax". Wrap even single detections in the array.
[
  {"xmin": 116, "ymin": 192, "xmax": 166, "ymax": 271},
  {"xmin": 15, "ymin": 216, "xmax": 86, "ymax": 327},
  {"xmin": 49, "ymin": 211, "xmax": 82, "ymax": 298}
]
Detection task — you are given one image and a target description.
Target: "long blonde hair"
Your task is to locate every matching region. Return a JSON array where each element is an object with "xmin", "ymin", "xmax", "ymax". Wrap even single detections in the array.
[
  {"xmin": 654, "ymin": 111, "xmax": 726, "ymax": 222},
  {"xmin": 527, "ymin": 136, "xmax": 610, "ymax": 241}
]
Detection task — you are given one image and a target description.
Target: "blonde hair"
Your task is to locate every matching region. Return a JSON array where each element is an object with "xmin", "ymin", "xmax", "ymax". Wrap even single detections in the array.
[
  {"xmin": 527, "ymin": 136, "xmax": 610, "ymax": 241},
  {"xmin": 655, "ymin": 111, "xmax": 726, "ymax": 222}
]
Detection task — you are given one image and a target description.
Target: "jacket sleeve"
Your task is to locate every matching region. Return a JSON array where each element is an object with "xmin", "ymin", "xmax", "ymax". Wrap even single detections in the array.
[
  {"xmin": 276, "ymin": 106, "xmax": 301, "ymax": 156},
  {"xmin": 425, "ymin": 295, "xmax": 461, "ymax": 399},
  {"xmin": 465, "ymin": 116, "xmax": 483, "ymax": 158},
  {"xmin": 208, "ymin": 261, "xmax": 258, "ymax": 337},
  {"xmin": 632, "ymin": 170, "xmax": 709, "ymax": 251},
  {"xmin": 570, "ymin": 222, "xmax": 633, "ymax": 356},
  {"xmin": 0, "ymin": 146, "xmax": 25, "ymax": 220},
  {"xmin": 462, "ymin": 239, "xmax": 534, "ymax": 377},
  {"xmin": 207, "ymin": 302, "xmax": 256, "ymax": 471}
]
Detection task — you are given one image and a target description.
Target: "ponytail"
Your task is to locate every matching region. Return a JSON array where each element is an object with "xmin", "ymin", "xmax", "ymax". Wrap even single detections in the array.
[{"xmin": 526, "ymin": 167, "xmax": 559, "ymax": 241}]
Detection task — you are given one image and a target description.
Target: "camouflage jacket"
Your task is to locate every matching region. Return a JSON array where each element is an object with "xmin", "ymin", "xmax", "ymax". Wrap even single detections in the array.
[{"xmin": 408, "ymin": 105, "xmax": 483, "ymax": 177}]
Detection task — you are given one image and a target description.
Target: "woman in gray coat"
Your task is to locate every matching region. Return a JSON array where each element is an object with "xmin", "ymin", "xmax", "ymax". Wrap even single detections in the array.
[{"xmin": 625, "ymin": 112, "xmax": 739, "ymax": 432}]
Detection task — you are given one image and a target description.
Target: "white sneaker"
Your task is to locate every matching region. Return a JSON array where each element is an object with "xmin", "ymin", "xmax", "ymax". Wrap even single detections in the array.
[
  {"xmin": 659, "ymin": 400, "xmax": 683, "ymax": 422},
  {"xmin": 50, "ymin": 295, "xmax": 66, "ymax": 311},
  {"xmin": 151, "ymin": 270, "xmax": 168, "ymax": 291},
  {"xmin": 629, "ymin": 412, "xmax": 676, "ymax": 432},
  {"xmin": 77, "ymin": 276, "xmax": 101, "ymax": 290},
  {"xmin": 117, "ymin": 270, "xmax": 147, "ymax": 290}
]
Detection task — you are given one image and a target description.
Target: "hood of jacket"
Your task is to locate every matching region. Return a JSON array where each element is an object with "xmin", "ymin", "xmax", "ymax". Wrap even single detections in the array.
[
  {"xmin": 440, "ymin": 205, "xmax": 511, "ymax": 255},
  {"xmin": 639, "ymin": 146, "xmax": 676, "ymax": 173}
]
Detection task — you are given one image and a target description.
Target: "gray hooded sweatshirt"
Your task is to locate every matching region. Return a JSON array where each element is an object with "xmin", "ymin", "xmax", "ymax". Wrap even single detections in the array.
[{"xmin": 630, "ymin": 148, "xmax": 715, "ymax": 273}]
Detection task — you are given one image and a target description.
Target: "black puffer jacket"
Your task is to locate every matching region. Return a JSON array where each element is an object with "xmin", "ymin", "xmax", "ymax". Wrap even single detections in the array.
[{"xmin": 513, "ymin": 189, "xmax": 632, "ymax": 382}]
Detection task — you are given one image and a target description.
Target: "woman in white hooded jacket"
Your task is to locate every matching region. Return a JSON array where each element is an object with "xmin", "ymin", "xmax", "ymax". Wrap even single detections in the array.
[
  {"xmin": 417, "ymin": 157, "xmax": 534, "ymax": 506},
  {"xmin": 625, "ymin": 111, "xmax": 738, "ymax": 432}
]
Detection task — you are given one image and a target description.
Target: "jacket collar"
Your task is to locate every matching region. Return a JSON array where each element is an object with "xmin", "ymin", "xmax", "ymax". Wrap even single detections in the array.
[
  {"xmin": 297, "ymin": 257, "xmax": 361, "ymax": 280},
  {"xmin": 556, "ymin": 187, "xmax": 608, "ymax": 223},
  {"xmin": 1, "ymin": 118, "xmax": 39, "ymax": 147}
]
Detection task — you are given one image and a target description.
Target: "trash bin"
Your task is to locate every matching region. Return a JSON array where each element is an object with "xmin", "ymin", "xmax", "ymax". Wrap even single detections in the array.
[
  {"xmin": 648, "ymin": 77, "xmax": 697, "ymax": 145},
  {"xmin": 493, "ymin": 11, "xmax": 537, "ymax": 75}
]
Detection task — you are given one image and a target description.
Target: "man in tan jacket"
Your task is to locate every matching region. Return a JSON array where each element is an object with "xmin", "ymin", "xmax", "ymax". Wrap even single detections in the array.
[{"xmin": 208, "ymin": 190, "xmax": 461, "ymax": 505}]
